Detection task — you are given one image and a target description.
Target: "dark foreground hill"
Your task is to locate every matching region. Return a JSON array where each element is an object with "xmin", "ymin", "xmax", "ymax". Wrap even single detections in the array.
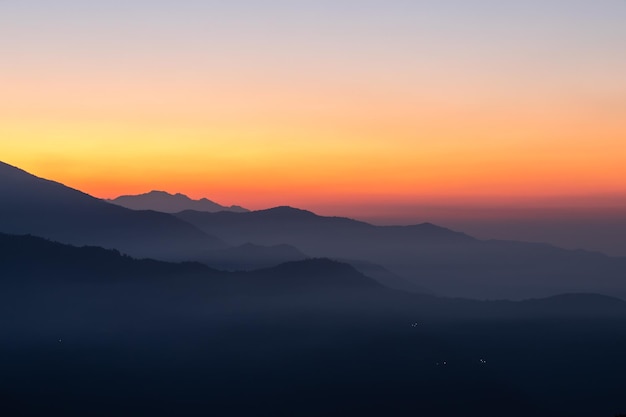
[
  {"xmin": 0, "ymin": 161, "xmax": 224, "ymax": 259},
  {"xmin": 192, "ymin": 243, "xmax": 427, "ymax": 293},
  {"xmin": 2, "ymin": 233, "xmax": 626, "ymax": 417},
  {"xmin": 0, "ymin": 233, "xmax": 382, "ymax": 296}
]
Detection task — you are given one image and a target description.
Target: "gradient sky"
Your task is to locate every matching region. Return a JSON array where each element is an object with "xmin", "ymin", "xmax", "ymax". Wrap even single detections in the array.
[{"xmin": 2, "ymin": 1, "xmax": 625, "ymax": 214}]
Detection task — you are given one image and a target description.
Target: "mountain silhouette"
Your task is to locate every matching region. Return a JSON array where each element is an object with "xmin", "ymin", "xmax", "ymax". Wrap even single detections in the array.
[
  {"xmin": 3, "ymin": 232, "xmax": 626, "ymax": 417},
  {"xmin": 2, "ymin": 232, "xmax": 625, "ymax": 318},
  {"xmin": 108, "ymin": 190, "xmax": 248, "ymax": 213},
  {"xmin": 0, "ymin": 233, "xmax": 381, "ymax": 295},
  {"xmin": 0, "ymin": 161, "xmax": 224, "ymax": 260},
  {"xmin": 233, "ymin": 258, "xmax": 384, "ymax": 295},
  {"xmin": 4, "ymin": 160, "xmax": 626, "ymax": 301},
  {"xmin": 335, "ymin": 258, "xmax": 433, "ymax": 294},
  {"xmin": 177, "ymin": 206, "xmax": 472, "ymax": 252},
  {"xmin": 0, "ymin": 232, "xmax": 213, "ymax": 284},
  {"xmin": 194, "ymin": 242, "xmax": 432, "ymax": 293},
  {"xmin": 177, "ymin": 207, "xmax": 626, "ymax": 300}
]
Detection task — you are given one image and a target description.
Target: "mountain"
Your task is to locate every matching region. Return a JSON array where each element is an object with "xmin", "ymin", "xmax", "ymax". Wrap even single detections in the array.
[
  {"xmin": 0, "ymin": 161, "xmax": 224, "ymax": 260},
  {"xmin": 4, "ymin": 160, "xmax": 626, "ymax": 301},
  {"xmin": 3, "ymin": 232, "xmax": 625, "ymax": 317},
  {"xmin": 241, "ymin": 258, "xmax": 383, "ymax": 294},
  {"xmin": 194, "ymin": 242, "xmax": 432, "ymax": 294},
  {"xmin": 3, "ymin": 232, "xmax": 626, "ymax": 417},
  {"xmin": 176, "ymin": 206, "xmax": 472, "ymax": 255},
  {"xmin": 176, "ymin": 206, "xmax": 626, "ymax": 300},
  {"xmin": 0, "ymin": 233, "xmax": 381, "ymax": 295},
  {"xmin": 108, "ymin": 190, "xmax": 248, "ymax": 213},
  {"xmin": 336, "ymin": 259, "xmax": 432, "ymax": 294},
  {"xmin": 0, "ymin": 233, "xmax": 214, "ymax": 288}
]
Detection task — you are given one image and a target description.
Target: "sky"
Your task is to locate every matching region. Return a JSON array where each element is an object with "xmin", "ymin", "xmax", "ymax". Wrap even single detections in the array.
[{"xmin": 2, "ymin": 0, "xmax": 626, "ymax": 216}]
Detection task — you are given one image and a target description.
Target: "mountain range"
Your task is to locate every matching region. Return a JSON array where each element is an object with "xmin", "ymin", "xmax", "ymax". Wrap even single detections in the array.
[
  {"xmin": 0, "ymin": 161, "xmax": 224, "ymax": 260},
  {"xmin": 2, "ymin": 160, "xmax": 626, "ymax": 300},
  {"xmin": 176, "ymin": 207, "xmax": 626, "ymax": 299},
  {"xmin": 108, "ymin": 190, "xmax": 248, "ymax": 213},
  {"xmin": 3, "ymin": 161, "xmax": 626, "ymax": 417},
  {"xmin": 4, "ymin": 231, "xmax": 626, "ymax": 417},
  {"xmin": 3, "ymin": 232, "xmax": 624, "ymax": 318}
]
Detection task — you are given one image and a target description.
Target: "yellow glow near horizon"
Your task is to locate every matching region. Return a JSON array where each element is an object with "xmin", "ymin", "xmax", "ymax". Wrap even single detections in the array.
[{"xmin": 2, "ymin": 2, "xmax": 625, "ymax": 214}]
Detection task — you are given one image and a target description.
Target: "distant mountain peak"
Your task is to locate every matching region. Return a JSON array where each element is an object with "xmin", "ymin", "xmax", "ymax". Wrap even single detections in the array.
[
  {"xmin": 124, "ymin": 190, "xmax": 193, "ymax": 200},
  {"xmin": 257, "ymin": 206, "xmax": 317, "ymax": 216},
  {"xmin": 418, "ymin": 221, "xmax": 437, "ymax": 227},
  {"xmin": 397, "ymin": 222, "xmax": 474, "ymax": 241},
  {"xmin": 108, "ymin": 191, "xmax": 248, "ymax": 214},
  {"xmin": 151, "ymin": 190, "xmax": 184, "ymax": 196}
]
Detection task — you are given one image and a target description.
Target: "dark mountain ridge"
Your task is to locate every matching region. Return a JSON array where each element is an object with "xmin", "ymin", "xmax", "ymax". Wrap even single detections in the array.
[
  {"xmin": 177, "ymin": 206, "xmax": 472, "ymax": 251},
  {"xmin": 3, "ymin": 232, "xmax": 626, "ymax": 417},
  {"xmin": 193, "ymin": 242, "xmax": 431, "ymax": 293},
  {"xmin": 0, "ymin": 233, "xmax": 380, "ymax": 294},
  {"xmin": 2, "ymin": 232, "xmax": 625, "ymax": 319},
  {"xmin": 4, "ymin": 161, "xmax": 626, "ymax": 301},
  {"xmin": 0, "ymin": 161, "xmax": 224, "ymax": 260}
]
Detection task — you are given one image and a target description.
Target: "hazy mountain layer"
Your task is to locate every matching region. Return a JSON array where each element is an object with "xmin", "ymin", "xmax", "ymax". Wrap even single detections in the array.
[
  {"xmin": 3, "ymin": 233, "xmax": 626, "ymax": 417},
  {"xmin": 3, "ymin": 160, "xmax": 626, "ymax": 300},
  {"xmin": 177, "ymin": 207, "xmax": 626, "ymax": 299},
  {"xmin": 194, "ymin": 242, "xmax": 307, "ymax": 271}
]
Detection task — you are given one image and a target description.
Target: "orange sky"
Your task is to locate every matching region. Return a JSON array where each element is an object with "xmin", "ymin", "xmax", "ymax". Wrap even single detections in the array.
[{"xmin": 2, "ymin": 1, "xmax": 625, "ymax": 214}]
